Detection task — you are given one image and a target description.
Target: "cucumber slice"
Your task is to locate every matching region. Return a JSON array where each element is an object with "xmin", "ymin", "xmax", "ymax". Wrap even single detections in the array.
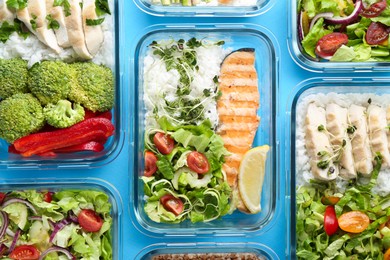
[{"xmin": 3, "ymin": 202, "xmax": 28, "ymax": 230}]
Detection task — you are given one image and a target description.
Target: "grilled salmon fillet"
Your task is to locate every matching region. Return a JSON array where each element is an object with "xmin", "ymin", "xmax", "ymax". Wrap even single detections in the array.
[{"xmin": 216, "ymin": 48, "xmax": 260, "ymax": 213}]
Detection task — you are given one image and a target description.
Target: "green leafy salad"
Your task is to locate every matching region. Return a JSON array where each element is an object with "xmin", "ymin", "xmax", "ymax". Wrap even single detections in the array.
[
  {"xmin": 296, "ymin": 155, "xmax": 390, "ymax": 259},
  {"xmin": 142, "ymin": 38, "xmax": 232, "ymax": 223},
  {"xmin": 0, "ymin": 189, "xmax": 112, "ymax": 259},
  {"xmin": 298, "ymin": 0, "xmax": 390, "ymax": 61}
]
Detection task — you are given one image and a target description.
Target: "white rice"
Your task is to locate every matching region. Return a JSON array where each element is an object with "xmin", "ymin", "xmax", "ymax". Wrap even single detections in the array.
[
  {"xmin": 0, "ymin": 3, "xmax": 114, "ymax": 68},
  {"xmin": 143, "ymin": 41, "xmax": 230, "ymax": 129},
  {"xmin": 295, "ymin": 92, "xmax": 390, "ymax": 196}
]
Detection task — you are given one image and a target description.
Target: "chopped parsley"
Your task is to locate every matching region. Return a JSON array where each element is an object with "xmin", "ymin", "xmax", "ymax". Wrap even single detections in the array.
[
  {"xmin": 86, "ymin": 18, "xmax": 105, "ymax": 26},
  {"xmin": 53, "ymin": 0, "xmax": 71, "ymax": 16},
  {"xmin": 30, "ymin": 14, "xmax": 37, "ymax": 31},
  {"xmin": 6, "ymin": 0, "xmax": 27, "ymax": 10},
  {"xmin": 0, "ymin": 20, "xmax": 29, "ymax": 43},
  {"xmin": 46, "ymin": 15, "xmax": 60, "ymax": 30}
]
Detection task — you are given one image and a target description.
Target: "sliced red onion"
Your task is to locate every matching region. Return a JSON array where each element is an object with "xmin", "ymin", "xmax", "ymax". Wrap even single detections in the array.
[
  {"xmin": 2, "ymin": 198, "xmax": 37, "ymax": 215},
  {"xmin": 298, "ymin": 11, "xmax": 305, "ymax": 41},
  {"xmin": 7, "ymin": 229, "xmax": 20, "ymax": 254},
  {"xmin": 325, "ymin": 0, "xmax": 363, "ymax": 24},
  {"xmin": 309, "ymin": 12, "xmax": 334, "ymax": 30},
  {"xmin": 49, "ymin": 218, "xmax": 71, "ymax": 243},
  {"xmin": 39, "ymin": 246, "xmax": 76, "ymax": 260},
  {"xmin": 0, "ymin": 212, "xmax": 8, "ymax": 240},
  {"xmin": 67, "ymin": 212, "xmax": 78, "ymax": 224}
]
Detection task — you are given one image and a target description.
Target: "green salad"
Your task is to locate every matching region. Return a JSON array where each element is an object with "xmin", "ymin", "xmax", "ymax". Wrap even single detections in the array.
[
  {"xmin": 296, "ymin": 155, "xmax": 390, "ymax": 259},
  {"xmin": 0, "ymin": 189, "xmax": 112, "ymax": 260},
  {"xmin": 298, "ymin": 0, "xmax": 390, "ymax": 61}
]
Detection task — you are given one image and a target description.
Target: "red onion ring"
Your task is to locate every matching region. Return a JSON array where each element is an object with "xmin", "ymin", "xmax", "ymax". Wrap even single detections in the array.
[
  {"xmin": 309, "ymin": 12, "xmax": 334, "ymax": 30},
  {"xmin": 49, "ymin": 218, "xmax": 71, "ymax": 243},
  {"xmin": 7, "ymin": 229, "xmax": 20, "ymax": 254},
  {"xmin": 39, "ymin": 246, "xmax": 76, "ymax": 260},
  {"xmin": 0, "ymin": 212, "xmax": 8, "ymax": 240},
  {"xmin": 2, "ymin": 198, "xmax": 37, "ymax": 215}
]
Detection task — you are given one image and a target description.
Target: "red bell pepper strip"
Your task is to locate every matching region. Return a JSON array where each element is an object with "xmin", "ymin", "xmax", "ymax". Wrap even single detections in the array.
[
  {"xmin": 13, "ymin": 118, "xmax": 114, "ymax": 157},
  {"xmin": 54, "ymin": 141, "xmax": 105, "ymax": 153}
]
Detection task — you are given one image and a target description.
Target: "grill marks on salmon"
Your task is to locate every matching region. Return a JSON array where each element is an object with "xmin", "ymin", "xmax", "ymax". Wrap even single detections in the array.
[{"xmin": 216, "ymin": 49, "xmax": 260, "ymax": 212}]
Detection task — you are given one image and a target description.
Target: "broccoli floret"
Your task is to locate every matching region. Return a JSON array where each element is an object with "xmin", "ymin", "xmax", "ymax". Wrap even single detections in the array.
[
  {"xmin": 68, "ymin": 62, "xmax": 114, "ymax": 112},
  {"xmin": 0, "ymin": 93, "xmax": 45, "ymax": 143},
  {"xmin": 28, "ymin": 60, "xmax": 76, "ymax": 106},
  {"xmin": 43, "ymin": 100, "xmax": 85, "ymax": 128},
  {"xmin": 0, "ymin": 58, "xmax": 29, "ymax": 100}
]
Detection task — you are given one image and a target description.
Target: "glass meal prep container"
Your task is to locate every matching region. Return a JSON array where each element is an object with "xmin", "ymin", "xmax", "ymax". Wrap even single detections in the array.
[
  {"xmin": 132, "ymin": 0, "xmax": 274, "ymax": 17},
  {"xmin": 0, "ymin": 177, "xmax": 122, "ymax": 260},
  {"xmin": 0, "ymin": 0, "xmax": 123, "ymax": 170},
  {"xmin": 135, "ymin": 242, "xmax": 280, "ymax": 259},
  {"xmin": 286, "ymin": 77, "xmax": 390, "ymax": 259},
  {"xmin": 129, "ymin": 24, "xmax": 280, "ymax": 237},
  {"xmin": 288, "ymin": 0, "xmax": 390, "ymax": 73}
]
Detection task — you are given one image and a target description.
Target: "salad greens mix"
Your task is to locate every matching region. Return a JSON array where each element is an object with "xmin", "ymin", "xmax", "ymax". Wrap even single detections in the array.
[
  {"xmin": 298, "ymin": 0, "xmax": 390, "ymax": 61},
  {"xmin": 142, "ymin": 118, "xmax": 231, "ymax": 223},
  {"xmin": 0, "ymin": 189, "xmax": 112, "ymax": 259},
  {"xmin": 296, "ymin": 155, "xmax": 390, "ymax": 259}
]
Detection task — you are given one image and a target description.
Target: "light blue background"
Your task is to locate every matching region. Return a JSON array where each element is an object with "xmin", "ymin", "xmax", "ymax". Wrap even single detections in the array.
[{"xmin": 4, "ymin": 0, "xmax": 377, "ymax": 259}]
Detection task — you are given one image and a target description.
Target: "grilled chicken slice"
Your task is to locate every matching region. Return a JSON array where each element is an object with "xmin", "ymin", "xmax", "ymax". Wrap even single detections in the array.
[
  {"xmin": 348, "ymin": 104, "xmax": 373, "ymax": 176},
  {"xmin": 26, "ymin": 0, "xmax": 61, "ymax": 53},
  {"xmin": 46, "ymin": 0, "xmax": 70, "ymax": 48},
  {"xmin": 305, "ymin": 103, "xmax": 338, "ymax": 181},
  {"xmin": 326, "ymin": 103, "xmax": 356, "ymax": 180},
  {"xmin": 82, "ymin": 0, "xmax": 104, "ymax": 56},
  {"xmin": 0, "ymin": 0, "xmax": 15, "ymax": 22},
  {"xmin": 64, "ymin": 0, "xmax": 92, "ymax": 59},
  {"xmin": 216, "ymin": 48, "xmax": 260, "ymax": 213},
  {"xmin": 367, "ymin": 104, "xmax": 390, "ymax": 168}
]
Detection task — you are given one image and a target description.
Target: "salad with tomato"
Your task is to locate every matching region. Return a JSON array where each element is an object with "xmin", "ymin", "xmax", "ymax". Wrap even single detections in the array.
[
  {"xmin": 298, "ymin": 0, "xmax": 390, "ymax": 61},
  {"xmin": 296, "ymin": 155, "xmax": 390, "ymax": 259},
  {"xmin": 0, "ymin": 190, "xmax": 112, "ymax": 260}
]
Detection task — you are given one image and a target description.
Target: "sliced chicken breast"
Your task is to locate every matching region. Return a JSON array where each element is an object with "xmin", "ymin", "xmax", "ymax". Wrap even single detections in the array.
[
  {"xmin": 348, "ymin": 104, "xmax": 373, "ymax": 176},
  {"xmin": 46, "ymin": 0, "xmax": 70, "ymax": 48},
  {"xmin": 64, "ymin": 0, "xmax": 92, "ymax": 59},
  {"xmin": 367, "ymin": 104, "xmax": 390, "ymax": 168},
  {"xmin": 27, "ymin": 0, "xmax": 61, "ymax": 53},
  {"xmin": 326, "ymin": 103, "xmax": 356, "ymax": 180},
  {"xmin": 82, "ymin": 0, "xmax": 104, "ymax": 56},
  {"xmin": 0, "ymin": 0, "xmax": 15, "ymax": 22},
  {"xmin": 305, "ymin": 103, "xmax": 338, "ymax": 181}
]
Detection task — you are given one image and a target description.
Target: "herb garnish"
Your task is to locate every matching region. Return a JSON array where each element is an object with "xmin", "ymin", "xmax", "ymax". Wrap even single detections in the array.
[
  {"xmin": 53, "ymin": 0, "xmax": 71, "ymax": 16},
  {"xmin": 347, "ymin": 125, "xmax": 356, "ymax": 134},
  {"xmin": 96, "ymin": 0, "xmax": 111, "ymax": 16},
  {"xmin": 317, "ymin": 124, "xmax": 325, "ymax": 131},
  {"xmin": 0, "ymin": 20, "xmax": 29, "ymax": 43},
  {"xmin": 46, "ymin": 15, "xmax": 60, "ymax": 30},
  {"xmin": 30, "ymin": 15, "xmax": 37, "ymax": 31},
  {"xmin": 86, "ymin": 18, "xmax": 105, "ymax": 26},
  {"xmin": 6, "ymin": 0, "xmax": 27, "ymax": 10}
]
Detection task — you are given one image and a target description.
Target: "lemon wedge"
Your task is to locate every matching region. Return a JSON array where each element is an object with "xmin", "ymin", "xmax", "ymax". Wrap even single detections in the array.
[{"xmin": 238, "ymin": 145, "xmax": 270, "ymax": 214}]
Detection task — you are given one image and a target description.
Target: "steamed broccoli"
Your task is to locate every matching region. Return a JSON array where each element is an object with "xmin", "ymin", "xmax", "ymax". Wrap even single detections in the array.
[
  {"xmin": 28, "ymin": 60, "xmax": 76, "ymax": 105},
  {"xmin": 0, "ymin": 58, "xmax": 29, "ymax": 100},
  {"xmin": 0, "ymin": 93, "xmax": 45, "ymax": 143},
  {"xmin": 43, "ymin": 100, "xmax": 85, "ymax": 128},
  {"xmin": 68, "ymin": 62, "xmax": 114, "ymax": 112}
]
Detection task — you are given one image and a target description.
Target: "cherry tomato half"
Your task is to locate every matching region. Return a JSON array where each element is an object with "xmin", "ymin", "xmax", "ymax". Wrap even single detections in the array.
[
  {"xmin": 361, "ymin": 0, "xmax": 387, "ymax": 18},
  {"xmin": 324, "ymin": 206, "xmax": 339, "ymax": 236},
  {"xmin": 43, "ymin": 192, "xmax": 53, "ymax": 203},
  {"xmin": 160, "ymin": 194, "xmax": 184, "ymax": 216},
  {"xmin": 144, "ymin": 151, "xmax": 158, "ymax": 177},
  {"xmin": 338, "ymin": 211, "xmax": 370, "ymax": 233},
  {"xmin": 366, "ymin": 22, "xmax": 390, "ymax": 45},
  {"xmin": 153, "ymin": 132, "xmax": 174, "ymax": 155},
  {"xmin": 384, "ymin": 247, "xmax": 390, "ymax": 260},
  {"xmin": 187, "ymin": 151, "xmax": 210, "ymax": 174},
  {"xmin": 78, "ymin": 209, "xmax": 103, "ymax": 232},
  {"xmin": 321, "ymin": 196, "xmax": 340, "ymax": 205},
  {"xmin": 0, "ymin": 192, "xmax": 6, "ymax": 205},
  {"xmin": 9, "ymin": 245, "xmax": 40, "ymax": 260},
  {"xmin": 315, "ymin": 33, "xmax": 349, "ymax": 59}
]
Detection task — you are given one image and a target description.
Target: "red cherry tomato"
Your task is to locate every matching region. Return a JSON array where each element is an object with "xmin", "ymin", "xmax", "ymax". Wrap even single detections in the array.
[
  {"xmin": 324, "ymin": 206, "xmax": 339, "ymax": 236},
  {"xmin": 153, "ymin": 132, "xmax": 174, "ymax": 155},
  {"xmin": 366, "ymin": 22, "xmax": 390, "ymax": 45},
  {"xmin": 361, "ymin": 0, "xmax": 387, "ymax": 18},
  {"xmin": 78, "ymin": 209, "xmax": 103, "ymax": 232},
  {"xmin": 160, "ymin": 194, "xmax": 184, "ymax": 216},
  {"xmin": 9, "ymin": 245, "xmax": 40, "ymax": 260},
  {"xmin": 0, "ymin": 192, "xmax": 6, "ymax": 204},
  {"xmin": 315, "ymin": 33, "xmax": 349, "ymax": 59},
  {"xmin": 338, "ymin": 211, "xmax": 370, "ymax": 233},
  {"xmin": 187, "ymin": 151, "xmax": 210, "ymax": 174},
  {"xmin": 43, "ymin": 192, "xmax": 53, "ymax": 203},
  {"xmin": 144, "ymin": 151, "xmax": 158, "ymax": 177}
]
